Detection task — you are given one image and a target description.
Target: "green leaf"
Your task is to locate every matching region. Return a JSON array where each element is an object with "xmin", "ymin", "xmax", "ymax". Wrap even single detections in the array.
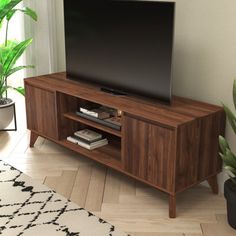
[
  {"xmin": 223, "ymin": 104, "xmax": 236, "ymax": 134},
  {"xmin": 219, "ymin": 152, "xmax": 224, "ymax": 159},
  {"xmin": 6, "ymin": 7, "xmax": 37, "ymax": 22},
  {"xmin": 221, "ymin": 154, "xmax": 229, "ymax": 166},
  {"xmin": 6, "ymin": 65, "xmax": 34, "ymax": 77},
  {"xmin": 13, "ymin": 86, "xmax": 24, "ymax": 96},
  {"xmin": 225, "ymin": 149, "xmax": 236, "ymax": 167},
  {"xmin": 0, "ymin": 0, "xmax": 36, "ymax": 99},
  {"xmin": 0, "ymin": 0, "xmax": 11, "ymax": 10},
  {"xmin": 0, "ymin": 0, "xmax": 10, "ymax": 29},
  {"xmin": 0, "ymin": 63, "xmax": 3, "ymax": 75},
  {"xmin": 228, "ymin": 174, "xmax": 236, "ymax": 185},
  {"xmin": 219, "ymin": 135, "xmax": 230, "ymax": 155},
  {"xmin": 0, "ymin": 39, "xmax": 18, "ymax": 49},
  {"xmin": 6, "ymin": 9, "xmax": 16, "ymax": 21},
  {"xmin": 221, "ymin": 148, "xmax": 236, "ymax": 173},
  {"xmin": 20, "ymin": 7, "xmax": 37, "ymax": 21},
  {"xmin": 233, "ymin": 79, "xmax": 236, "ymax": 111},
  {"xmin": 225, "ymin": 166, "xmax": 236, "ymax": 176},
  {"xmin": 0, "ymin": 40, "xmax": 17, "ymax": 64},
  {"xmin": 3, "ymin": 38, "xmax": 32, "ymax": 74},
  {"xmin": 0, "ymin": 84, "xmax": 10, "ymax": 97},
  {"xmin": 0, "ymin": 0, "xmax": 22, "ymax": 24},
  {"xmin": 0, "ymin": 85, "xmax": 24, "ymax": 96}
]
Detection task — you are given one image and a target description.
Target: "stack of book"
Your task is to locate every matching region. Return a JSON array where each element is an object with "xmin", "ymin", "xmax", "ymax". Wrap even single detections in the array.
[
  {"xmin": 79, "ymin": 105, "xmax": 117, "ymax": 119},
  {"xmin": 76, "ymin": 104, "xmax": 121, "ymax": 131},
  {"xmin": 67, "ymin": 129, "xmax": 108, "ymax": 150}
]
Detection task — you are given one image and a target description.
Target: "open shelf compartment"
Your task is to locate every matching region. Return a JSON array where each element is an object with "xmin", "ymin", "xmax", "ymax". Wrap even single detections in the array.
[
  {"xmin": 56, "ymin": 91, "xmax": 122, "ymax": 169},
  {"xmin": 57, "ymin": 92, "xmax": 122, "ymax": 138},
  {"xmin": 60, "ymin": 138, "xmax": 121, "ymax": 169}
]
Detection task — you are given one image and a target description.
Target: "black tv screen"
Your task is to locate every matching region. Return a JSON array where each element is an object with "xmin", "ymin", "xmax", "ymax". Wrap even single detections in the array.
[{"xmin": 64, "ymin": 1, "xmax": 175, "ymax": 103}]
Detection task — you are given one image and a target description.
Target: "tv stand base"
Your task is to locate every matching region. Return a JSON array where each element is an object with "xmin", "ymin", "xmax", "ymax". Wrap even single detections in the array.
[
  {"xmin": 30, "ymin": 132, "xmax": 39, "ymax": 148},
  {"xmin": 169, "ymin": 195, "xmax": 176, "ymax": 218},
  {"xmin": 24, "ymin": 72, "xmax": 225, "ymax": 218},
  {"xmin": 207, "ymin": 175, "xmax": 219, "ymax": 194}
]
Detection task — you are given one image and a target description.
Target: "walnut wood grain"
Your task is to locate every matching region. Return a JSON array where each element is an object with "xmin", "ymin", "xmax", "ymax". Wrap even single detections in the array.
[
  {"xmin": 29, "ymin": 131, "xmax": 39, "ymax": 147},
  {"xmin": 56, "ymin": 92, "xmax": 81, "ymax": 140},
  {"xmin": 24, "ymin": 72, "xmax": 226, "ymax": 218},
  {"xmin": 175, "ymin": 121, "xmax": 201, "ymax": 192},
  {"xmin": 25, "ymin": 73, "xmax": 223, "ymax": 129},
  {"xmin": 197, "ymin": 111, "xmax": 225, "ymax": 179},
  {"xmin": 62, "ymin": 139, "xmax": 121, "ymax": 169},
  {"xmin": 122, "ymin": 114, "xmax": 175, "ymax": 192},
  {"xmin": 207, "ymin": 175, "xmax": 219, "ymax": 194},
  {"xmin": 175, "ymin": 110, "xmax": 225, "ymax": 193},
  {"xmin": 169, "ymin": 195, "xmax": 176, "ymax": 218},
  {"xmin": 25, "ymin": 84, "xmax": 58, "ymax": 139}
]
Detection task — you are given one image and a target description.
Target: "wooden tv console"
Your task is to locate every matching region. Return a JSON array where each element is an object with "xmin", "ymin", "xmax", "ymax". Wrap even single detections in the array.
[{"xmin": 24, "ymin": 72, "xmax": 226, "ymax": 218}]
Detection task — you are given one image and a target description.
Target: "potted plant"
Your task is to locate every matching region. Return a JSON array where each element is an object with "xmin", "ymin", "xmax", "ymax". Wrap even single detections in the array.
[
  {"xmin": 0, "ymin": 0, "xmax": 37, "ymax": 130},
  {"xmin": 219, "ymin": 80, "xmax": 236, "ymax": 229}
]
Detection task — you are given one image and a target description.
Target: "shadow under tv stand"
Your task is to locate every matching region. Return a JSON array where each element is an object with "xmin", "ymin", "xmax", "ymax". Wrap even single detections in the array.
[{"xmin": 24, "ymin": 72, "xmax": 226, "ymax": 218}]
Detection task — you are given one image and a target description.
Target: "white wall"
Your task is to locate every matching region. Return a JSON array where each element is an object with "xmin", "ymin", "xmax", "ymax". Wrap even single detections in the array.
[
  {"xmin": 25, "ymin": 0, "xmax": 66, "ymax": 76},
  {"xmin": 54, "ymin": 0, "xmax": 236, "ymax": 192},
  {"xmin": 171, "ymin": 0, "xmax": 236, "ymax": 191},
  {"xmin": 55, "ymin": 1, "xmax": 66, "ymax": 72}
]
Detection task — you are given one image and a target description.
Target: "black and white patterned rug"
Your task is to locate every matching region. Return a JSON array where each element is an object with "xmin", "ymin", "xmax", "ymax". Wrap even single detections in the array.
[{"xmin": 0, "ymin": 160, "xmax": 127, "ymax": 236}]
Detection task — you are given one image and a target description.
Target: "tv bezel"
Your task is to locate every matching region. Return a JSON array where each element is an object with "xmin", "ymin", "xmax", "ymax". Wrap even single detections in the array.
[{"xmin": 64, "ymin": 0, "xmax": 176, "ymax": 104}]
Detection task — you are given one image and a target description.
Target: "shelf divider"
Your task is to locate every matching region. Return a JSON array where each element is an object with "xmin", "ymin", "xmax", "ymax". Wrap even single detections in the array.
[{"xmin": 63, "ymin": 112, "xmax": 122, "ymax": 137}]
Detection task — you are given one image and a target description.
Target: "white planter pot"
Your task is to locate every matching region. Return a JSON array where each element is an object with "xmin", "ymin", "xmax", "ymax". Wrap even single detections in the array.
[{"xmin": 0, "ymin": 99, "xmax": 15, "ymax": 130}]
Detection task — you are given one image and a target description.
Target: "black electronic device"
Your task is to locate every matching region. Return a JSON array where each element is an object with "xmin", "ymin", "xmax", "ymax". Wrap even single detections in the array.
[{"xmin": 64, "ymin": 1, "xmax": 175, "ymax": 103}]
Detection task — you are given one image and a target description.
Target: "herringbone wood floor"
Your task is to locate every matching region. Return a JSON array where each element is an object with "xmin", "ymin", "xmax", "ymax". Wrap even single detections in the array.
[{"xmin": 1, "ymin": 94, "xmax": 236, "ymax": 236}]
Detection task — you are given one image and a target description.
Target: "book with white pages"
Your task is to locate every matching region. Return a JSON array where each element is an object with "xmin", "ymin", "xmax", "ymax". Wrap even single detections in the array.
[
  {"xmin": 74, "ymin": 129, "xmax": 102, "ymax": 142},
  {"xmin": 77, "ymin": 139, "xmax": 108, "ymax": 150},
  {"xmin": 67, "ymin": 135, "xmax": 108, "ymax": 150}
]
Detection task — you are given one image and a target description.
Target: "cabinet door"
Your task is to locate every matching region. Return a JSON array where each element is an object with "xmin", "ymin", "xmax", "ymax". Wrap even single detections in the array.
[
  {"xmin": 25, "ymin": 84, "xmax": 58, "ymax": 139},
  {"xmin": 122, "ymin": 115, "xmax": 176, "ymax": 192}
]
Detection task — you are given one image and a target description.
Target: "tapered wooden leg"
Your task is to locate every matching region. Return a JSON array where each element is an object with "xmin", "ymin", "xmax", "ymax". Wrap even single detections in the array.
[
  {"xmin": 207, "ymin": 175, "xmax": 218, "ymax": 194},
  {"xmin": 30, "ymin": 131, "xmax": 38, "ymax": 147},
  {"xmin": 169, "ymin": 194, "xmax": 176, "ymax": 218}
]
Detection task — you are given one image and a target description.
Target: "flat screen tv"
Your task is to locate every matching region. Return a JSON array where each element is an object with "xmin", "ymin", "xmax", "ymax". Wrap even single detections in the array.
[{"xmin": 64, "ymin": 1, "xmax": 175, "ymax": 103}]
